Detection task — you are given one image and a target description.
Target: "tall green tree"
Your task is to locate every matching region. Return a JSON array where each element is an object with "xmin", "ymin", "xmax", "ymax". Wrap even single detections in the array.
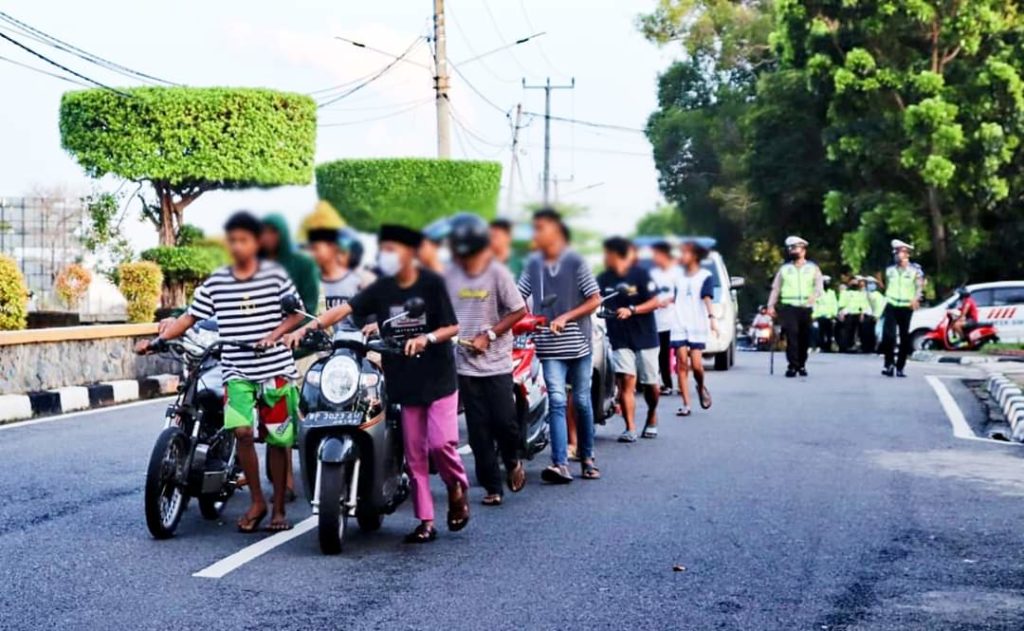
[
  {"xmin": 61, "ymin": 87, "xmax": 317, "ymax": 246},
  {"xmin": 774, "ymin": 0, "xmax": 1024, "ymax": 284}
]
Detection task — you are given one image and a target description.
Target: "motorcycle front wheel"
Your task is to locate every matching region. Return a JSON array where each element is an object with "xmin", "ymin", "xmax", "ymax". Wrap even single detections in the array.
[
  {"xmin": 318, "ymin": 462, "xmax": 348, "ymax": 555},
  {"xmin": 145, "ymin": 427, "xmax": 190, "ymax": 539}
]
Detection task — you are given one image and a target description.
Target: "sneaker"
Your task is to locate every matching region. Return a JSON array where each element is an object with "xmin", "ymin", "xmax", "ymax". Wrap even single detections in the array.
[
  {"xmin": 541, "ymin": 464, "xmax": 573, "ymax": 484},
  {"xmin": 896, "ymin": 369, "xmax": 907, "ymax": 378},
  {"xmin": 676, "ymin": 406, "xmax": 691, "ymax": 417},
  {"xmin": 797, "ymin": 367, "xmax": 808, "ymax": 377},
  {"xmin": 659, "ymin": 386, "xmax": 674, "ymax": 396},
  {"xmin": 882, "ymin": 365, "xmax": 894, "ymax": 377},
  {"xmin": 785, "ymin": 368, "xmax": 797, "ymax": 378},
  {"xmin": 617, "ymin": 430, "xmax": 637, "ymax": 443}
]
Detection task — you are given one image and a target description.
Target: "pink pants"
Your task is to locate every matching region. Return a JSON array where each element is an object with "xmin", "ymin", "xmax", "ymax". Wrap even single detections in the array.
[{"xmin": 401, "ymin": 390, "xmax": 469, "ymax": 521}]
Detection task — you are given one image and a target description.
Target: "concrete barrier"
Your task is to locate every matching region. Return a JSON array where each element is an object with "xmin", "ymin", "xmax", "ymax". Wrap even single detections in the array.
[{"xmin": 987, "ymin": 374, "xmax": 1024, "ymax": 440}]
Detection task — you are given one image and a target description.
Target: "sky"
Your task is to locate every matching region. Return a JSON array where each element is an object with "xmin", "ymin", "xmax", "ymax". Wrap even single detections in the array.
[{"xmin": 0, "ymin": 0, "xmax": 675, "ymax": 251}]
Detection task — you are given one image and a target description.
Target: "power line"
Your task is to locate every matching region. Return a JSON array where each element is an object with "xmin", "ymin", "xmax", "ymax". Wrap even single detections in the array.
[
  {"xmin": 318, "ymin": 98, "xmax": 433, "ymax": 128},
  {"xmin": 516, "ymin": 0, "xmax": 565, "ymax": 77},
  {"xmin": 0, "ymin": 11, "xmax": 176, "ymax": 85},
  {"xmin": 445, "ymin": 2, "xmax": 516, "ymax": 84},
  {"xmin": 0, "ymin": 53, "xmax": 90, "ymax": 87},
  {"xmin": 481, "ymin": 0, "xmax": 529, "ymax": 74},
  {"xmin": 449, "ymin": 61, "xmax": 510, "ymax": 114},
  {"xmin": 523, "ymin": 111, "xmax": 646, "ymax": 133},
  {"xmin": 0, "ymin": 30, "xmax": 131, "ymax": 96},
  {"xmin": 317, "ymin": 37, "xmax": 424, "ymax": 108}
]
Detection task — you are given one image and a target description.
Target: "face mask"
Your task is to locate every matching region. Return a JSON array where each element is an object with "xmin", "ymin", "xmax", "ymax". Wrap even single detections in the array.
[
  {"xmin": 438, "ymin": 247, "xmax": 452, "ymax": 266},
  {"xmin": 377, "ymin": 251, "xmax": 402, "ymax": 277}
]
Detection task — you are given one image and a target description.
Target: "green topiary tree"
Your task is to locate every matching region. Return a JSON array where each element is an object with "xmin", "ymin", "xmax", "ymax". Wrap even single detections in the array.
[
  {"xmin": 60, "ymin": 87, "xmax": 317, "ymax": 246},
  {"xmin": 118, "ymin": 261, "xmax": 163, "ymax": 323},
  {"xmin": 0, "ymin": 255, "xmax": 29, "ymax": 330},
  {"xmin": 315, "ymin": 158, "xmax": 502, "ymax": 231}
]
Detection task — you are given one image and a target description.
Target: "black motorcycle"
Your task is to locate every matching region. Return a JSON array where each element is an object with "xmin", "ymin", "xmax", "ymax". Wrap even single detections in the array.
[
  {"xmin": 283, "ymin": 295, "xmax": 423, "ymax": 554},
  {"xmin": 142, "ymin": 320, "xmax": 246, "ymax": 539}
]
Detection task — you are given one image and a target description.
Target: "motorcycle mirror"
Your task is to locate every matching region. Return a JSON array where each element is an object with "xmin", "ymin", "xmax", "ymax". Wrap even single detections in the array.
[
  {"xmin": 614, "ymin": 282, "xmax": 631, "ymax": 295},
  {"xmin": 282, "ymin": 294, "xmax": 302, "ymax": 315},
  {"xmin": 403, "ymin": 297, "xmax": 427, "ymax": 319},
  {"xmin": 540, "ymin": 294, "xmax": 558, "ymax": 308}
]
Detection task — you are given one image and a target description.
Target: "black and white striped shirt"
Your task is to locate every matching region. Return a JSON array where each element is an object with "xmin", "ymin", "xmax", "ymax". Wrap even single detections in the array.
[
  {"xmin": 517, "ymin": 251, "xmax": 601, "ymax": 360},
  {"xmin": 187, "ymin": 262, "xmax": 299, "ymax": 382}
]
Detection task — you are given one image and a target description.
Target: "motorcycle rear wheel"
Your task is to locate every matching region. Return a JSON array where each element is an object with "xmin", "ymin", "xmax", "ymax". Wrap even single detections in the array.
[
  {"xmin": 145, "ymin": 427, "xmax": 189, "ymax": 539},
  {"xmin": 318, "ymin": 463, "xmax": 348, "ymax": 555}
]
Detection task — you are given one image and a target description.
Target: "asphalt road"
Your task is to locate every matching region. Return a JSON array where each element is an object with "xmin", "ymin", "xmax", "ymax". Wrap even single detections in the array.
[{"xmin": 3, "ymin": 352, "xmax": 1024, "ymax": 630}]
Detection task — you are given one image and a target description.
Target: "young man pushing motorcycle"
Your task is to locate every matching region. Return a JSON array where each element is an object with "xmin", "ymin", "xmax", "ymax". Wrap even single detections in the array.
[
  {"xmin": 285, "ymin": 224, "xmax": 470, "ymax": 544},
  {"xmin": 136, "ymin": 211, "xmax": 306, "ymax": 533}
]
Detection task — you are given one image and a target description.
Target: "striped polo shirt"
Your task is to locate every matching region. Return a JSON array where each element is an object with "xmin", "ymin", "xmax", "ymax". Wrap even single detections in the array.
[{"xmin": 187, "ymin": 261, "xmax": 299, "ymax": 382}]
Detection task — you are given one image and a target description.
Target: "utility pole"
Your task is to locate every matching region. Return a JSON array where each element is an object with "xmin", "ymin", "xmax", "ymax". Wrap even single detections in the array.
[
  {"xmin": 433, "ymin": 0, "xmax": 451, "ymax": 158},
  {"xmin": 552, "ymin": 174, "xmax": 574, "ymax": 202},
  {"xmin": 523, "ymin": 76, "xmax": 575, "ymax": 205},
  {"xmin": 504, "ymin": 103, "xmax": 523, "ymax": 217}
]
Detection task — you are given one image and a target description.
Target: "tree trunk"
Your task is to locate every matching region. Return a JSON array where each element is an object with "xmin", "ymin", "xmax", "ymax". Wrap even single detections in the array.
[
  {"xmin": 157, "ymin": 185, "xmax": 175, "ymax": 247},
  {"xmin": 926, "ymin": 186, "xmax": 947, "ymax": 282}
]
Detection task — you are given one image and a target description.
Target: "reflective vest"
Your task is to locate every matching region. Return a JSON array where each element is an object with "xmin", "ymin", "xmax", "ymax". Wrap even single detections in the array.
[
  {"xmin": 885, "ymin": 264, "xmax": 922, "ymax": 307},
  {"xmin": 868, "ymin": 290, "xmax": 887, "ymax": 317},
  {"xmin": 779, "ymin": 262, "xmax": 818, "ymax": 307},
  {"xmin": 812, "ymin": 289, "xmax": 838, "ymax": 319},
  {"xmin": 842, "ymin": 290, "xmax": 869, "ymax": 315}
]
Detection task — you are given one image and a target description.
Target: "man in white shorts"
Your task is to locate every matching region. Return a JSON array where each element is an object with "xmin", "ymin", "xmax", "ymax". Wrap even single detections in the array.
[
  {"xmin": 597, "ymin": 237, "xmax": 664, "ymax": 441},
  {"xmin": 671, "ymin": 239, "xmax": 717, "ymax": 416}
]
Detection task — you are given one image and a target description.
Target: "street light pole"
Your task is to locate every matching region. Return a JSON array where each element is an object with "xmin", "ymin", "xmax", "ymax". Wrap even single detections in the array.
[
  {"xmin": 433, "ymin": 0, "xmax": 451, "ymax": 158},
  {"xmin": 523, "ymin": 76, "xmax": 574, "ymax": 205}
]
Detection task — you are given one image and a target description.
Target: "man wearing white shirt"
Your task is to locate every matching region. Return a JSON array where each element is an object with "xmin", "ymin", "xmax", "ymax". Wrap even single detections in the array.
[{"xmin": 648, "ymin": 241, "xmax": 681, "ymax": 394}]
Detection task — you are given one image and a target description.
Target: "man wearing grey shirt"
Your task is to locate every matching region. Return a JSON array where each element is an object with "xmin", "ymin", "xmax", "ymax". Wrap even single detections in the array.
[{"xmin": 445, "ymin": 214, "xmax": 528, "ymax": 505}]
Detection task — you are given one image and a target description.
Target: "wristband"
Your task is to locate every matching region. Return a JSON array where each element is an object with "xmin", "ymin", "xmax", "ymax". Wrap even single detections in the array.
[
  {"xmin": 628, "ymin": 305, "xmax": 637, "ymax": 315},
  {"xmin": 426, "ymin": 333, "xmax": 438, "ymax": 344}
]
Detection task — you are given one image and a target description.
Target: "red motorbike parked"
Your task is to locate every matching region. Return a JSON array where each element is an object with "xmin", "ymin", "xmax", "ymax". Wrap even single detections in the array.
[{"xmin": 921, "ymin": 307, "xmax": 999, "ymax": 351}]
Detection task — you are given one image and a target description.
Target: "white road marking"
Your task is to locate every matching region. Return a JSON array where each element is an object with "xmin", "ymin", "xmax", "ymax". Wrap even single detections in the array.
[
  {"xmin": 193, "ymin": 516, "xmax": 317, "ymax": 579},
  {"xmin": 0, "ymin": 396, "xmax": 173, "ymax": 431},
  {"xmin": 925, "ymin": 375, "xmax": 1021, "ymax": 446}
]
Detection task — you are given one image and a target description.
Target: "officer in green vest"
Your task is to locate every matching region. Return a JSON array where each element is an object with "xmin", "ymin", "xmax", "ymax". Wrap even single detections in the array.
[
  {"xmin": 863, "ymin": 277, "xmax": 886, "ymax": 353},
  {"xmin": 767, "ymin": 236, "xmax": 823, "ymax": 377},
  {"xmin": 812, "ymin": 275, "xmax": 838, "ymax": 352},
  {"xmin": 837, "ymin": 276, "xmax": 870, "ymax": 352},
  {"xmin": 881, "ymin": 239, "xmax": 924, "ymax": 377}
]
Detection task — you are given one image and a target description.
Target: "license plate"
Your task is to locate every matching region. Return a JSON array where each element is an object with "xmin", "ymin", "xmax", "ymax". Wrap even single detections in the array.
[{"xmin": 304, "ymin": 410, "xmax": 363, "ymax": 427}]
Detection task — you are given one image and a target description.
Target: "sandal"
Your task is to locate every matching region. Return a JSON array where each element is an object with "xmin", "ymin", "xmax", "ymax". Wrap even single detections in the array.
[
  {"xmin": 447, "ymin": 486, "xmax": 470, "ymax": 532},
  {"xmin": 266, "ymin": 516, "xmax": 293, "ymax": 532},
  {"xmin": 541, "ymin": 464, "xmax": 573, "ymax": 484},
  {"xmin": 403, "ymin": 523, "xmax": 438, "ymax": 544},
  {"xmin": 482, "ymin": 494, "xmax": 503, "ymax": 506},
  {"xmin": 581, "ymin": 461, "xmax": 601, "ymax": 480},
  {"xmin": 237, "ymin": 507, "xmax": 268, "ymax": 533},
  {"xmin": 698, "ymin": 385, "xmax": 712, "ymax": 410},
  {"xmin": 676, "ymin": 406, "xmax": 691, "ymax": 417},
  {"xmin": 507, "ymin": 461, "xmax": 526, "ymax": 493},
  {"xmin": 567, "ymin": 445, "xmax": 581, "ymax": 462}
]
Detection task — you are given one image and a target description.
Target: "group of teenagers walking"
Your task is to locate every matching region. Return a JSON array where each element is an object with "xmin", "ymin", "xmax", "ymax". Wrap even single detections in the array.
[
  {"xmin": 137, "ymin": 206, "xmax": 720, "ymax": 544},
  {"xmin": 763, "ymin": 235, "xmax": 926, "ymax": 379}
]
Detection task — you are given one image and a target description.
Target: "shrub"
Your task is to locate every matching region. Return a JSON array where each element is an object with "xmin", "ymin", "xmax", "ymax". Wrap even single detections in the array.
[
  {"xmin": 118, "ymin": 261, "xmax": 163, "ymax": 324},
  {"xmin": 142, "ymin": 244, "xmax": 228, "ymax": 307},
  {"xmin": 315, "ymin": 158, "xmax": 502, "ymax": 231},
  {"xmin": 0, "ymin": 255, "xmax": 28, "ymax": 330},
  {"xmin": 54, "ymin": 263, "xmax": 93, "ymax": 310}
]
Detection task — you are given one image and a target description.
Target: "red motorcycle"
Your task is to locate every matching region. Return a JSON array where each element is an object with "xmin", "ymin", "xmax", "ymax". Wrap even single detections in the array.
[
  {"xmin": 510, "ymin": 313, "xmax": 550, "ymax": 458},
  {"xmin": 921, "ymin": 307, "xmax": 999, "ymax": 351}
]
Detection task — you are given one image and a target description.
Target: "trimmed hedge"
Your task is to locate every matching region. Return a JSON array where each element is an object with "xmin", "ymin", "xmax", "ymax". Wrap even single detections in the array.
[
  {"xmin": 119, "ymin": 261, "xmax": 163, "ymax": 323},
  {"xmin": 0, "ymin": 255, "xmax": 28, "ymax": 330},
  {"xmin": 315, "ymin": 158, "xmax": 502, "ymax": 231},
  {"xmin": 60, "ymin": 87, "xmax": 317, "ymax": 188},
  {"xmin": 141, "ymin": 245, "xmax": 228, "ymax": 282}
]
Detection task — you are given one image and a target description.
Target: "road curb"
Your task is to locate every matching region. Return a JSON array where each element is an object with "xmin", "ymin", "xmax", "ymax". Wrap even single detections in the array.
[
  {"xmin": 913, "ymin": 350, "xmax": 1024, "ymax": 365},
  {"xmin": 986, "ymin": 373, "xmax": 1024, "ymax": 442},
  {"xmin": 0, "ymin": 373, "xmax": 179, "ymax": 425}
]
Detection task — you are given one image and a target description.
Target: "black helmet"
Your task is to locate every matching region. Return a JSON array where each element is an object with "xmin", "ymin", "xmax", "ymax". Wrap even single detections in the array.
[
  {"xmin": 337, "ymin": 228, "xmax": 364, "ymax": 268},
  {"xmin": 957, "ymin": 286, "xmax": 971, "ymax": 298},
  {"xmin": 448, "ymin": 213, "xmax": 490, "ymax": 258}
]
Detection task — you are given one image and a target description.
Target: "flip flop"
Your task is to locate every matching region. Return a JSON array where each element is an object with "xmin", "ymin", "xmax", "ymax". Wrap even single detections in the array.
[
  {"xmin": 642, "ymin": 425, "xmax": 659, "ymax": 439},
  {"xmin": 698, "ymin": 385, "xmax": 712, "ymax": 410},
  {"xmin": 236, "ymin": 508, "xmax": 268, "ymax": 533},
  {"xmin": 506, "ymin": 461, "xmax": 526, "ymax": 493},
  {"xmin": 541, "ymin": 464, "xmax": 573, "ymax": 484},
  {"xmin": 581, "ymin": 461, "xmax": 601, "ymax": 480},
  {"xmin": 482, "ymin": 495, "xmax": 503, "ymax": 506}
]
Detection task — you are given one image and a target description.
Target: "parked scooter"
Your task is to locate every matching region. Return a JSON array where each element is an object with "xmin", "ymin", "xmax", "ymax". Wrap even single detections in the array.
[
  {"xmin": 142, "ymin": 320, "xmax": 244, "ymax": 539},
  {"xmin": 921, "ymin": 307, "xmax": 999, "ymax": 351},
  {"xmin": 284, "ymin": 295, "xmax": 420, "ymax": 555}
]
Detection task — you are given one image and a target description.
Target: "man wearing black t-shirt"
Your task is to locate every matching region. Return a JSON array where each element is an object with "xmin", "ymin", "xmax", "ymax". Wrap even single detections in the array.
[
  {"xmin": 597, "ymin": 237, "xmax": 664, "ymax": 442},
  {"xmin": 286, "ymin": 224, "xmax": 469, "ymax": 544}
]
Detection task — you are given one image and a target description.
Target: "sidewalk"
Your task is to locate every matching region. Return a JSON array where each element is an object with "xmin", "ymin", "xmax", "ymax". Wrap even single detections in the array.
[{"xmin": 912, "ymin": 349, "xmax": 1024, "ymax": 365}]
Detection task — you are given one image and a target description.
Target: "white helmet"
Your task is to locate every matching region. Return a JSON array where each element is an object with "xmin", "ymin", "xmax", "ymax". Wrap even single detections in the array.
[
  {"xmin": 784, "ymin": 235, "xmax": 808, "ymax": 248},
  {"xmin": 890, "ymin": 239, "xmax": 914, "ymax": 252}
]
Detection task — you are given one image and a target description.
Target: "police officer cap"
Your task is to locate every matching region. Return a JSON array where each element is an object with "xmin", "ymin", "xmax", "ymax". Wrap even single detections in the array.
[
  {"xmin": 891, "ymin": 239, "xmax": 914, "ymax": 252},
  {"xmin": 822, "ymin": 275, "xmax": 832, "ymax": 284},
  {"xmin": 784, "ymin": 235, "xmax": 808, "ymax": 248}
]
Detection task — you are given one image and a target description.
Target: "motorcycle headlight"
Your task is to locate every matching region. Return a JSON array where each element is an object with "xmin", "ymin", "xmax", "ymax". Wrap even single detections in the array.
[{"xmin": 320, "ymin": 356, "xmax": 360, "ymax": 404}]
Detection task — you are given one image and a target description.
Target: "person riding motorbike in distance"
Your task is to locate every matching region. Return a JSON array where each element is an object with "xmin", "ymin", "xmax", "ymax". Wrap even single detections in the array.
[{"xmin": 951, "ymin": 286, "xmax": 979, "ymax": 345}]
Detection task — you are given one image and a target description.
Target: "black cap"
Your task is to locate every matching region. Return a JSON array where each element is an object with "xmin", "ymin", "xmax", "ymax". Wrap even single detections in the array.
[
  {"xmin": 307, "ymin": 227, "xmax": 340, "ymax": 243},
  {"xmin": 379, "ymin": 224, "xmax": 423, "ymax": 248}
]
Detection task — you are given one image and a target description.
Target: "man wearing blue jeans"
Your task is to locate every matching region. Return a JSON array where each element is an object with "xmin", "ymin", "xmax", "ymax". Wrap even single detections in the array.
[{"xmin": 518, "ymin": 208, "xmax": 601, "ymax": 483}]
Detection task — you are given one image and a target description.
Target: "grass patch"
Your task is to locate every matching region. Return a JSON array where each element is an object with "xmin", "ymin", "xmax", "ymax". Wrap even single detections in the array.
[{"xmin": 981, "ymin": 342, "xmax": 1024, "ymax": 355}]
